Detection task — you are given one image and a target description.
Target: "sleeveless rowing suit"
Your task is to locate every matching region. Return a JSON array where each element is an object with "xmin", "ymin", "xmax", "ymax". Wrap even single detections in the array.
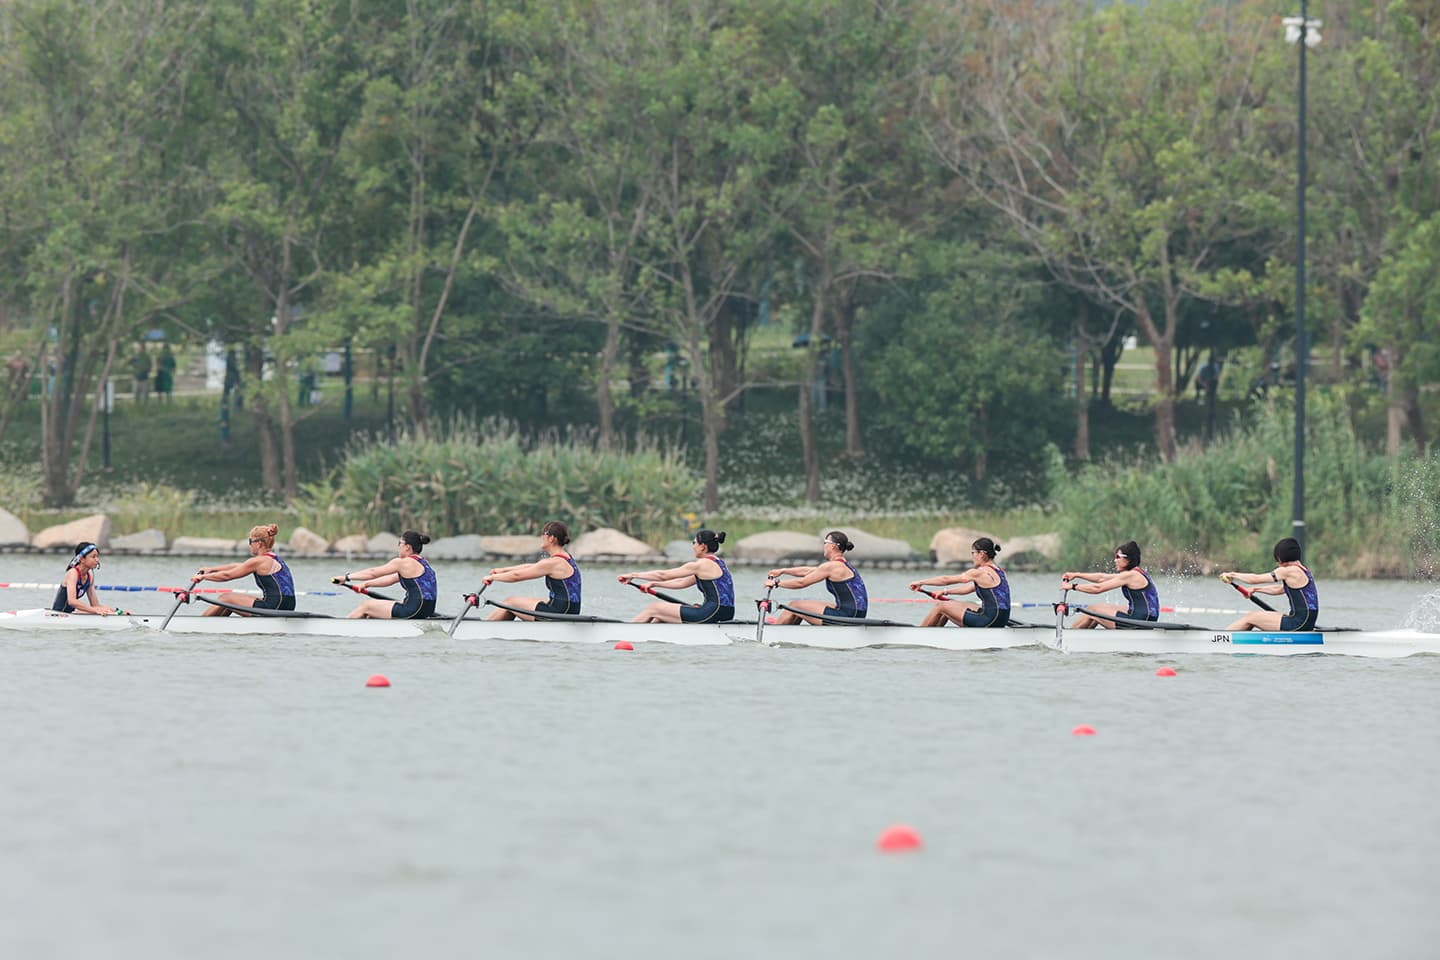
[
  {"xmin": 1280, "ymin": 564, "xmax": 1319, "ymax": 631},
  {"xmin": 1121, "ymin": 569, "xmax": 1160, "ymax": 623},
  {"xmin": 681, "ymin": 554, "xmax": 735, "ymax": 623},
  {"xmin": 823, "ymin": 560, "xmax": 868, "ymax": 619},
  {"xmin": 537, "ymin": 553, "xmax": 581, "ymax": 615},
  {"xmin": 52, "ymin": 569, "xmax": 93, "ymax": 613},
  {"xmin": 392, "ymin": 555, "xmax": 437, "ymax": 619},
  {"xmin": 253, "ymin": 552, "xmax": 297, "ymax": 611},
  {"xmin": 962, "ymin": 564, "xmax": 1011, "ymax": 628}
]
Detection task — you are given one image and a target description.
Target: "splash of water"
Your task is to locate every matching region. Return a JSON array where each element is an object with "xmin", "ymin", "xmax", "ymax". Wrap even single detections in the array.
[{"xmin": 1401, "ymin": 589, "xmax": 1440, "ymax": 631}]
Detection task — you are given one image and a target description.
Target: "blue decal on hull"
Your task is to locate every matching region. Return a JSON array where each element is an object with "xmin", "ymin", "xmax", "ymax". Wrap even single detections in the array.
[{"xmin": 1230, "ymin": 632, "xmax": 1324, "ymax": 646}]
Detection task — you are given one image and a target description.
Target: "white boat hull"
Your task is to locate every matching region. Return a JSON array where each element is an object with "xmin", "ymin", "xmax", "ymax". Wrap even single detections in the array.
[
  {"xmin": 0, "ymin": 608, "xmax": 428, "ymax": 638},
  {"xmin": 3, "ymin": 607, "xmax": 1436, "ymax": 657},
  {"xmin": 451, "ymin": 618, "xmax": 734, "ymax": 646}
]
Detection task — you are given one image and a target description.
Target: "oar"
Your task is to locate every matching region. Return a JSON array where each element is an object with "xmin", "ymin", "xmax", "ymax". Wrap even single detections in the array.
[
  {"xmin": 918, "ymin": 586, "xmax": 1035, "ymax": 629},
  {"xmin": 626, "ymin": 579, "xmax": 690, "ymax": 606},
  {"xmin": 332, "ymin": 578, "xmax": 398, "ymax": 603},
  {"xmin": 448, "ymin": 580, "xmax": 489, "ymax": 638},
  {"xmin": 159, "ymin": 586, "xmax": 190, "ymax": 631},
  {"xmin": 1054, "ymin": 586, "xmax": 1070, "ymax": 649},
  {"xmin": 755, "ymin": 582, "xmax": 776, "ymax": 644},
  {"xmin": 1222, "ymin": 575, "xmax": 1276, "ymax": 612}
]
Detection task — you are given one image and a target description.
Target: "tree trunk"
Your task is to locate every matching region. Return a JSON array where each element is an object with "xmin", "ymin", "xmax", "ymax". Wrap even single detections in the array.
[
  {"xmin": 710, "ymin": 298, "xmax": 737, "ymax": 417},
  {"xmin": 837, "ymin": 300, "xmax": 863, "ymax": 460},
  {"xmin": 1402, "ymin": 383, "xmax": 1427, "ymax": 456},
  {"xmin": 248, "ymin": 344, "xmax": 281, "ymax": 493},
  {"xmin": 1073, "ymin": 339, "xmax": 1090, "ymax": 461},
  {"xmin": 597, "ymin": 315, "xmax": 620, "ymax": 448}
]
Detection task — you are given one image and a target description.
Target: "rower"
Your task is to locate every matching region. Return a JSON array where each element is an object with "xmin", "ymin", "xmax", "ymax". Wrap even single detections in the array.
[
  {"xmin": 485, "ymin": 521, "xmax": 582, "ymax": 621},
  {"xmin": 909, "ymin": 536, "xmax": 1010, "ymax": 627},
  {"xmin": 336, "ymin": 530, "xmax": 437, "ymax": 620},
  {"xmin": 1221, "ymin": 537, "xmax": 1319, "ymax": 631},
  {"xmin": 192, "ymin": 524, "xmax": 296, "ymax": 616},
  {"xmin": 52, "ymin": 542, "xmax": 120, "ymax": 615},
  {"xmin": 618, "ymin": 528, "xmax": 735, "ymax": 623},
  {"xmin": 766, "ymin": 530, "xmax": 868, "ymax": 625},
  {"xmin": 1060, "ymin": 540, "xmax": 1159, "ymax": 629}
]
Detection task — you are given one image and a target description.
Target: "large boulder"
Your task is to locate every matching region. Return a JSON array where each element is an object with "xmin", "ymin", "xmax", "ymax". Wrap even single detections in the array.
[
  {"xmin": 929, "ymin": 527, "xmax": 1001, "ymax": 566},
  {"xmin": 330, "ymin": 533, "xmax": 370, "ymax": 556},
  {"xmin": 32, "ymin": 514, "xmax": 112, "ymax": 550},
  {"xmin": 569, "ymin": 528, "xmax": 655, "ymax": 560},
  {"xmin": 426, "ymin": 534, "xmax": 489, "ymax": 561},
  {"xmin": 366, "ymin": 532, "xmax": 399, "ymax": 554},
  {"xmin": 0, "ymin": 508, "xmax": 28, "ymax": 546},
  {"xmin": 171, "ymin": 536, "xmax": 247, "ymax": 557},
  {"xmin": 1007, "ymin": 533, "xmax": 1061, "ymax": 564},
  {"xmin": 828, "ymin": 527, "xmax": 914, "ymax": 562},
  {"xmin": 111, "ymin": 529, "xmax": 167, "ymax": 553},
  {"xmin": 288, "ymin": 526, "xmax": 330, "ymax": 556},
  {"xmin": 478, "ymin": 535, "xmax": 541, "ymax": 558},
  {"xmin": 731, "ymin": 531, "xmax": 823, "ymax": 564}
]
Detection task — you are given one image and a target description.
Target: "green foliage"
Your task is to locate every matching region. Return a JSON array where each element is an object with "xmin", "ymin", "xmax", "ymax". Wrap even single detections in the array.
[
  {"xmin": 1055, "ymin": 391, "xmax": 1439, "ymax": 576},
  {"xmin": 300, "ymin": 419, "xmax": 701, "ymax": 544}
]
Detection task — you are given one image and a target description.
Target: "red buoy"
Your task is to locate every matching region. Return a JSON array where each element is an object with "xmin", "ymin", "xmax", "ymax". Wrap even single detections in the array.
[
  {"xmin": 876, "ymin": 824, "xmax": 923, "ymax": 853},
  {"xmin": 365, "ymin": 674, "xmax": 390, "ymax": 687},
  {"xmin": 1155, "ymin": 666, "xmax": 1177, "ymax": 677},
  {"xmin": 614, "ymin": 641, "xmax": 634, "ymax": 651},
  {"xmin": 1071, "ymin": 724, "xmax": 1096, "ymax": 736}
]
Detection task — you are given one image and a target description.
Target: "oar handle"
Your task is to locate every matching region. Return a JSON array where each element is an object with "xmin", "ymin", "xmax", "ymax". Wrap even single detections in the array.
[
  {"xmin": 625, "ymin": 579, "xmax": 689, "ymax": 606},
  {"xmin": 1221, "ymin": 575, "xmax": 1277, "ymax": 612}
]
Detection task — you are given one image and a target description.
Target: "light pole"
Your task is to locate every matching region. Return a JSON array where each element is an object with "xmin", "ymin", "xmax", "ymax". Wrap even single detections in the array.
[{"xmin": 1283, "ymin": 5, "xmax": 1321, "ymax": 554}]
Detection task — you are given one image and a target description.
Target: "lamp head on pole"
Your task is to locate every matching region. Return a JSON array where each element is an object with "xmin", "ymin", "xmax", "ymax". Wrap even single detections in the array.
[{"xmin": 1282, "ymin": 16, "xmax": 1323, "ymax": 47}]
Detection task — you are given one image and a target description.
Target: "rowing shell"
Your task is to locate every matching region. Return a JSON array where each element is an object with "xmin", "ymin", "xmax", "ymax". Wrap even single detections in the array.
[
  {"xmin": 3, "ymin": 608, "xmax": 1437, "ymax": 657},
  {"xmin": 0, "ymin": 608, "xmax": 428, "ymax": 638}
]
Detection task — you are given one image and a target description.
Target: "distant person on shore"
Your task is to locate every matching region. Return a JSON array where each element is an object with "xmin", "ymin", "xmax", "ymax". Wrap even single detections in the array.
[
  {"xmin": 1221, "ymin": 537, "xmax": 1319, "ymax": 632},
  {"xmin": 336, "ymin": 530, "xmax": 437, "ymax": 620},
  {"xmin": 766, "ymin": 530, "xmax": 868, "ymax": 624},
  {"xmin": 1059, "ymin": 540, "xmax": 1159, "ymax": 628},
  {"xmin": 155, "ymin": 344, "xmax": 177, "ymax": 401},
  {"xmin": 485, "ymin": 521, "xmax": 581, "ymax": 620},
  {"xmin": 52, "ymin": 542, "xmax": 120, "ymax": 615},
  {"xmin": 192, "ymin": 524, "xmax": 296, "ymax": 616},
  {"xmin": 130, "ymin": 342, "xmax": 152, "ymax": 402},
  {"xmin": 618, "ymin": 529, "xmax": 734, "ymax": 623},
  {"xmin": 908, "ymin": 536, "xmax": 1010, "ymax": 627}
]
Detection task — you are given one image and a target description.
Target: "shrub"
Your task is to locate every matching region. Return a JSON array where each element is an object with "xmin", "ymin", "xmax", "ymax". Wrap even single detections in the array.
[{"xmin": 300, "ymin": 419, "xmax": 702, "ymax": 544}]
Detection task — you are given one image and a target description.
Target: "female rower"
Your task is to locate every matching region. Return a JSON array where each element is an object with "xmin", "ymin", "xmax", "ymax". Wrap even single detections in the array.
[
  {"xmin": 908, "ymin": 536, "xmax": 1010, "ymax": 627},
  {"xmin": 52, "ymin": 542, "xmax": 120, "ymax": 615},
  {"xmin": 192, "ymin": 524, "xmax": 296, "ymax": 617},
  {"xmin": 485, "ymin": 521, "xmax": 581, "ymax": 621},
  {"xmin": 1060, "ymin": 540, "xmax": 1159, "ymax": 628},
  {"xmin": 1221, "ymin": 537, "xmax": 1319, "ymax": 631},
  {"xmin": 617, "ymin": 529, "xmax": 734, "ymax": 623},
  {"xmin": 765, "ymin": 531, "xmax": 868, "ymax": 625},
  {"xmin": 336, "ymin": 530, "xmax": 437, "ymax": 620}
]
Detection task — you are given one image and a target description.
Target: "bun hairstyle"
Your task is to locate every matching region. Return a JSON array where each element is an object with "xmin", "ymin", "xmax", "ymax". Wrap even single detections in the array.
[
  {"xmin": 694, "ymin": 529, "xmax": 726, "ymax": 553},
  {"xmin": 68, "ymin": 542, "xmax": 98, "ymax": 568},
  {"xmin": 400, "ymin": 530, "xmax": 432, "ymax": 553},
  {"xmin": 824, "ymin": 531, "xmax": 856, "ymax": 552},
  {"xmin": 1273, "ymin": 537, "xmax": 1303, "ymax": 563},
  {"xmin": 971, "ymin": 537, "xmax": 1002, "ymax": 561},
  {"xmin": 541, "ymin": 520, "xmax": 571, "ymax": 547},
  {"xmin": 1116, "ymin": 540, "xmax": 1142, "ymax": 566},
  {"xmin": 248, "ymin": 524, "xmax": 281, "ymax": 550}
]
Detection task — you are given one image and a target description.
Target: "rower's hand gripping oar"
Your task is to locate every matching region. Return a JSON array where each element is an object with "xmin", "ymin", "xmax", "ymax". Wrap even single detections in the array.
[
  {"xmin": 448, "ymin": 580, "xmax": 490, "ymax": 638},
  {"xmin": 755, "ymin": 581, "xmax": 776, "ymax": 644},
  {"xmin": 625, "ymin": 579, "xmax": 690, "ymax": 606},
  {"xmin": 331, "ymin": 577, "xmax": 398, "ymax": 603},
  {"xmin": 160, "ymin": 582, "xmax": 194, "ymax": 631},
  {"xmin": 1221, "ymin": 574, "xmax": 1277, "ymax": 612}
]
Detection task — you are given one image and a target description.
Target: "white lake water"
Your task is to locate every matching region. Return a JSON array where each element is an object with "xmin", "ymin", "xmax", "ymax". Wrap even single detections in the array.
[{"xmin": 2, "ymin": 557, "xmax": 1437, "ymax": 959}]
